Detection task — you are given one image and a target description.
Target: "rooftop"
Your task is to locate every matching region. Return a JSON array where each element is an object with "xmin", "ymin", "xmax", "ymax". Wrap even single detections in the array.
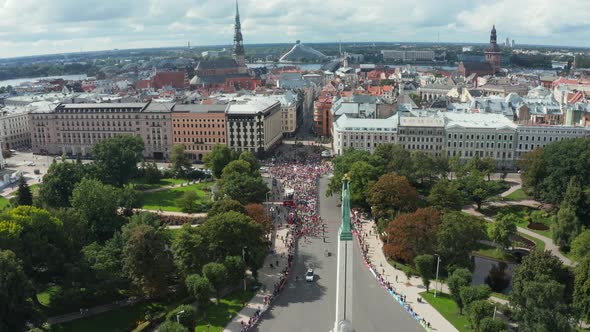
[{"xmin": 445, "ymin": 112, "xmax": 517, "ymax": 129}]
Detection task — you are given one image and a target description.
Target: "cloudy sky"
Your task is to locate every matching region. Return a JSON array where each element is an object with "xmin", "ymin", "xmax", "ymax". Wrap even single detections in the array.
[{"xmin": 0, "ymin": 0, "xmax": 588, "ymax": 58}]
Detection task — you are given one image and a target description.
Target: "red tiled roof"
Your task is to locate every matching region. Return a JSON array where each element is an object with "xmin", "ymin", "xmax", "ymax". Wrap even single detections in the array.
[
  {"xmin": 382, "ymin": 85, "xmax": 394, "ymax": 92},
  {"xmin": 136, "ymin": 80, "xmax": 151, "ymax": 90},
  {"xmin": 568, "ymin": 91, "xmax": 585, "ymax": 104},
  {"xmin": 152, "ymin": 71, "xmax": 186, "ymax": 89}
]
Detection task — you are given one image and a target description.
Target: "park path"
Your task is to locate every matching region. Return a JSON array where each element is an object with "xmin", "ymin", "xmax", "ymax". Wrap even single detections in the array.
[
  {"xmin": 46, "ymin": 297, "xmax": 142, "ymax": 325},
  {"xmin": 461, "ymin": 183, "xmax": 573, "ymax": 267}
]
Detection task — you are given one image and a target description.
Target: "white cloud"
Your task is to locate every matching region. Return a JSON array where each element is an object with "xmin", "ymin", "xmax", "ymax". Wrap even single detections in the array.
[{"xmin": 0, "ymin": 0, "xmax": 587, "ymax": 58}]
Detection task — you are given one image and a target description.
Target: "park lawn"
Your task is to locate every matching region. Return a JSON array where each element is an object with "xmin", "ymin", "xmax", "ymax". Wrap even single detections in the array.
[
  {"xmin": 514, "ymin": 217, "xmax": 553, "ymax": 238},
  {"xmin": 517, "ymin": 232, "xmax": 545, "ymax": 252},
  {"xmin": 140, "ymin": 182, "xmax": 213, "ymax": 212},
  {"xmin": 480, "ymin": 205, "xmax": 531, "ymax": 219},
  {"xmin": 194, "ymin": 290, "xmax": 255, "ymax": 332},
  {"xmin": 132, "ymin": 177, "xmax": 186, "ymax": 191},
  {"xmin": 504, "ymin": 188, "xmax": 529, "ymax": 201},
  {"xmin": 420, "ymin": 291, "xmax": 472, "ymax": 332},
  {"xmin": 490, "ymin": 292, "xmax": 509, "ymax": 301},
  {"xmin": 37, "ymin": 285, "xmax": 62, "ymax": 307},
  {"xmin": 0, "ymin": 196, "xmax": 10, "ymax": 210},
  {"xmin": 473, "ymin": 243, "xmax": 516, "ymax": 263},
  {"xmin": 50, "ymin": 295, "xmax": 185, "ymax": 332}
]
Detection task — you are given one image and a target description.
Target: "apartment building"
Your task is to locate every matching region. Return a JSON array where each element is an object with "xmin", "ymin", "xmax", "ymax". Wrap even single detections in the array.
[
  {"xmin": 0, "ymin": 106, "xmax": 31, "ymax": 150},
  {"xmin": 398, "ymin": 112, "xmax": 445, "ymax": 156},
  {"xmin": 332, "ymin": 113, "xmax": 398, "ymax": 155},
  {"xmin": 226, "ymin": 100, "xmax": 282, "ymax": 156},
  {"xmin": 30, "ymin": 102, "xmax": 172, "ymax": 159},
  {"xmin": 171, "ymin": 104, "xmax": 228, "ymax": 162},
  {"xmin": 515, "ymin": 125, "xmax": 588, "ymax": 159}
]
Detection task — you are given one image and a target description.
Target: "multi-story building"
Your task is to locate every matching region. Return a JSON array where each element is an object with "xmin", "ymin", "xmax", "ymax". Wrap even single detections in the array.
[
  {"xmin": 0, "ymin": 106, "xmax": 31, "ymax": 150},
  {"xmin": 30, "ymin": 102, "xmax": 172, "ymax": 159},
  {"xmin": 398, "ymin": 111, "xmax": 445, "ymax": 156},
  {"xmin": 515, "ymin": 125, "xmax": 588, "ymax": 159},
  {"xmin": 444, "ymin": 112, "xmax": 517, "ymax": 169},
  {"xmin": 381, "ymin": 50, "xmax": 435, "ymax": 62},
  {"xmin": 226, "ymin": 100, "xmax": 282, "ymax": 156},
  {"xmin": 332, "ymin": 114, "xmax": 398, "ymax": 155},
  {"xmin": 171, "ymin": 104, "xmax": 228, "ymax": 162}
]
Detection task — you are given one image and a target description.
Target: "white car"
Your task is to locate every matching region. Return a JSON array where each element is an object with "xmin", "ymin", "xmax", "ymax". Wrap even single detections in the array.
[{"xmin": 305, "ymin": 269, "xmax": 314, "ymax": 282}]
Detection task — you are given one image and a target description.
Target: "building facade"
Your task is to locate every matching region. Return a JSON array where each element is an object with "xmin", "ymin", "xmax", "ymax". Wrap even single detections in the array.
[
  {"xmin": 0, "ymin": 106, "xmax": 31, "ymax": 150},
  {"xmin": 515, "ymin": 125, "xmax": 588, "ymax": 159},
  {"xmin": 30, "ymin": 102, "xmax": 172, "ymax": 159},
  {"xmin": 332, "ymin": 114, "xmax": 398, "ymax": 155},
  {"xmin": 226, "ymin": 100, "xmax": 282, "ymax": 156},
  {"xmin": 398, "ymin": 113, "xmax": 445, "ymax": 156},
  {"xmin": 171, "ymin": 104, "xmax": 228, "ymax": 162}
]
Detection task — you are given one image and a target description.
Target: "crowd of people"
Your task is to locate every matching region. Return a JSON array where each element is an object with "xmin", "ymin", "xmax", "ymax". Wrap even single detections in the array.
[
  {"xmin": 239, "ymin": 156, "xmax": 331, "ymax": 331},
  {"xmin": 351, "ymin": 210, "xmax": 433, "ymax": 332}
]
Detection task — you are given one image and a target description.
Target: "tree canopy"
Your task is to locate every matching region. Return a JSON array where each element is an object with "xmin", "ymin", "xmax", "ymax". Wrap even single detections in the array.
[
  {"xmin": 171, "ymin": 144, "xmax": 193, "ymax": 179},
  {"xmin": 203, "ymin": 145, "xmax": 238, "ymax": 179},
  {"xmin": 384, "ymin": 208, "xmax": 441, "ymax": 263},
  {"xmin": 38, "ymin": 161, "xmax": 85, "ymax": 208},
  {"xmin": 0, "ymin": 250, "xmax": 33, "ymax": 332},
  {"xmin": 368, "ymin": 173, "xmax": 420, "ymax": 221},
  {"xmin": 437, "ymin": 212, "xmax": 487, "ymax": 269},
  {"xmin": 91, "ymin": 135, "xmax": 144, "ymax": 187}
]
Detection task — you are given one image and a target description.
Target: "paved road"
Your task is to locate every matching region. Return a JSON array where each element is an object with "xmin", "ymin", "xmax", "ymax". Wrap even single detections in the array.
[
  {"xmin": 255, "ymin": 176, "xmax": 424, "ymax": 332},
  {"xmin": 254, "ymin": 176, "xmax": 339, "ymax": 332}
]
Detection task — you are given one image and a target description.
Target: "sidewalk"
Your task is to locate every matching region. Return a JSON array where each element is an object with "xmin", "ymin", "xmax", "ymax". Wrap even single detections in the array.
[
  {"xmin": 223, "ymin": 226, "xmax": 293, "ymax": 332},
  {"xmin": 354, "ymin": 218, "xmax": 458, "ymax": 332}
]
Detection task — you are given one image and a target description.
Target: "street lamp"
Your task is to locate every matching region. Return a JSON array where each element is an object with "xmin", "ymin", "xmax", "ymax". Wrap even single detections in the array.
[
  {"xmin": 434, "ymin": 254, "xmax": 441, "ymax": 298},
  {"xmin": 176, "ymin": 310, "xmax": 185, "ymax": 324},
  {"xmin": 242, "ymin": 246, "xmax": 248, "ymax": 291}
]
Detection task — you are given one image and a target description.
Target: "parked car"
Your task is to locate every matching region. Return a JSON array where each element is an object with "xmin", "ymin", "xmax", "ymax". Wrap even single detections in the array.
[{"xmin": 305, "ymin": 269, "xmax": 314, "ymax": 282}]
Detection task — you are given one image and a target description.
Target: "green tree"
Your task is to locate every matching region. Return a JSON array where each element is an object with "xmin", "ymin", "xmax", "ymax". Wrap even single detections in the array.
[
  {"xmin": 143, "ymin": 161, "xmax": 161, "ymax": 184},
  {"xmin": 16, "ymin": 175, "xmax": 33, "ymax": 206},
  {"xmin": 460, "ymin": 285, "xmax": 492, "ymax": 310},
  {"xmin": 348, "ymin": 160, "xmax": 379, "ymax": 207},
  {"xmin": 449, "ymin": 155, "xmax": 464, "ymax": 179},
  {"xmin": 490, "ymin": 213, "xmax": 517, "ymax": 249},
  {"xmin": 412, "ymin": 151, "xmax": 435, "ymax": 184},
  {"xmin": 437, "ymin": 212, "xmax": 487, "ymax": 269},
  {"xmin": 480, "ymin": 318, "xmax": 507, "ymax": 332},
  {"xmin": 92, "ymin": 135, "xmax": 144, "ymax": 186},
  {"xmin": 574, "ymin": 257, "xmax": 590, "ymax": 323},
  {"xmin": 0, "ymin": 206, "xmax": 66, "ymax": 301},
  {"xmin": 156, "ymin": 321, "xmax": 189, "ymax": 332},
  {"xmin": 459, "ymin": 171, "xmax": 492, "ymax": 210},
  {"xmin": 554, "ymin": 206, "xmax": 581, "ymax": 251},
  {"xmin": 224, "ymin": 255, "xmax": 246, "ymax": 287},
  {"xmin": 414, "ymin": 254, "xmax": 435, "ymax": 292},
  {"xmin": 202, "ymin": 262, "xmax": 227, "ymax": 305},
  {"xmin": 0, "ymin": 250, "xmax": 32, "ymax": 332},
  {"xmin": 327, "ymin": 149, "xmax": 377, "ymax": 197},
  {"xmin": 510, "ymin": 250, "xmax": 572, "ymax": 332},
  {"xmin": 172, "ymin": 225, "xmax": 208, "ymax": 276},
  {"xmin": 221, "ymin": 160, "xmax": 253, "ymax": 178},
  {"xmin": 239, "ymin": 151, "xmax": 260, "ymax": 173},
  {"xmin": 427, "ymin": 180, "xmax": 464, "ymax": 210},
  {"xmin": 518, "ymin": 148, "xmax": 545, "ymax": 199},
  {"xmin": 201, "ymin": 211, "xmax": 267, "ymax": 266},
  {"xmin": 466, "ymin": 300, "xmax": 494, "ymax": 331},
  {"xmin": 203, "ymin": 145, "xmax": 238, "ymax": 178},
  {"xmin": 122, "ymin": 224, "xmax": 174, "ymax": 297},
  {"xmin": 208, "ymin": 199, "xmax": 245, "ymax": 217},
  {"xmin": 185, "ymin": 274, "xmax": 213, "ymax": 309},
  {"xmin": 118, "ymin": 184, "xmax": 141, "ymax": 217},
  {"xmin": 71, "ymin": 178, "xmax": 122, "ymax": 242},
  {"xmin": 467, "ymin": 155, "xmax": 496, "ymax": 181},
  {"xmin": 447, "ymin": 268, "xmax": 472, "ymax": 314},
  {"xmin": 176, "ymin": 191, "xmax": 199, "ymax": 213},
  {"xmin": 82, "ymin": 233, "xmax": 125, "ymax": 281},
  {"xmin": 171, "ymin": 144, "xmax": 192, "ymax": 178},
  {"xmin": 38, "ymin": 162, "xmax": 84, "ymax": 208},
  {"xmin": 571, "ymin": 230, "xmax": 590, "ymax": 262},
  {"xmin": 166, "ymin": 304, "xmax": 197, "ymax": 330},
  {"xmin": 218, "ymin": 171, "xmax": 269, "ymax": 205},
  {"xmin": 374, "ymin": 144, "xmax": 415, "ymax": 182},
  {"xmin": 368, "ymin": 173, "xmax": 420, "ymax": 221}
]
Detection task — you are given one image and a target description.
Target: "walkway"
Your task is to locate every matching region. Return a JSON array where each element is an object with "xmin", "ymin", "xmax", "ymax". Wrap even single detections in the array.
[
  {"xmin": 223, "ymin": 226, "xmax": 293, "ymax": 332},
  {"xmin": 47, "ymin": 297, "xmax": 142, "ymax": 325},
  {"xmin": 354, "ymin": 217, "xmax": 458, "ymax": 332}
]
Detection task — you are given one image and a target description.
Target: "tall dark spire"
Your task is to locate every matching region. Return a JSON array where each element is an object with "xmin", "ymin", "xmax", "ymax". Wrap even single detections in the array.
[
  {"xmin": 233, "ymin": 0, "xmax": 245, "ymax": 66},
  {"xmin": 490, "ymin": 25, "xmax": 497, "ymax": 44}
]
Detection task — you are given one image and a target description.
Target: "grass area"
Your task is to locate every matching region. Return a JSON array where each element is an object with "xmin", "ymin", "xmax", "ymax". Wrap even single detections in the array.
[
  {"xmin": 132, "ymin": 177, "xmax": 187, "ymax": 191},
  {"xmin": 473, "ymin": 243, "xmax": 516, "ymax": 263},
  {"xmin": 481, "ymin": 204, "xmax": 553, "ymax": 238},
  {"xmin": 37, "ymin": 285, "xmax": 62, "ymax": 307},
  {"xmin": 50, "ymin": 294, "xmax": 186, "ymax": 332},
  {"xmin": 195, "ymin": 290, "xmax": 255, "ymax": 332},
  {"xmin": 140, "ymin": 182, "xmax": 213, "ymax": 212},
  {"xmin": 420, "ymin": 291, "xmax": 471, "ymax": 332},
  {"xmin": 0, "ymin": 196, "xmax": 10, "ymax": 210},
  {"xmin": 514, "ymin": 217, "xmax": 553, "ymax": 238},
  {"xmin": 504, "ymin": 188, "xmax": 529, "ymax": 201},
  {"xmin": 517, "ymin": 232, "xmax": 545, "ymax": 252}
]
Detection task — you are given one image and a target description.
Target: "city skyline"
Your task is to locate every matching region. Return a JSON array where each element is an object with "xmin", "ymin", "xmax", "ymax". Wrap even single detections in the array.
[{"xmin": 0, "ymin": 0, "xmax": 589, "ymax": 58}]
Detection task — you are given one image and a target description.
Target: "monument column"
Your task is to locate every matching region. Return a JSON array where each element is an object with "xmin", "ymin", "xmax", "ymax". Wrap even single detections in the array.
[{"xmin": 334, "ymin": 174, "xmax": 354, "ymax": 331}]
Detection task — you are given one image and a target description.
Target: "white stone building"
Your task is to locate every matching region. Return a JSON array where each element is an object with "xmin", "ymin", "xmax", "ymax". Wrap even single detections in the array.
[
  {"xmin": 332, "ymin": 114, "xmax": 398, "ymax": 155},
  {"xmin": 398, "ymin": 111, "xmax": 445, "ymax": 156},
  {"xmin": 515, "ymin": 125, "xmax": 588, "ymax": 159},
  {"xmin": 0, "ymin": 105, "xmax": 32, "ymax": 150},
  {"xmin": 444, "ymin": 112, "xmax": 517, "ymax": 169}
]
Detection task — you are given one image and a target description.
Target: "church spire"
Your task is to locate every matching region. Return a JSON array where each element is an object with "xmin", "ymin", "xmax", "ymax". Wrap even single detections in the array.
[{"xmin": 233, "ymin": 0, "xmax": 245, "ymax": 66}]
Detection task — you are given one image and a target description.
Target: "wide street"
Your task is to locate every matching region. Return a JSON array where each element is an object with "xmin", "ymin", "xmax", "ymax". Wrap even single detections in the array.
[{"xmin": 254, "ymin": 176, "xmax": 423, "ymax": 332}]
